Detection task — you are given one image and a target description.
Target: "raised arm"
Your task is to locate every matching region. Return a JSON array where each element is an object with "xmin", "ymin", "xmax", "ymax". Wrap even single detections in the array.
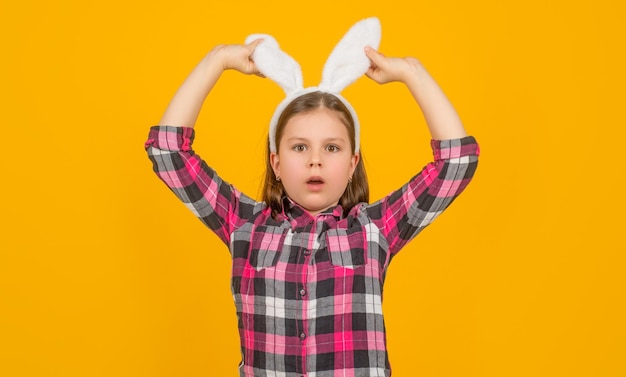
[
  {"xmin": 159, "ymin": 40, "xmax": 263, "ymax": 127},
  {"xmin": 146, "ymin": 41, "xmax": 266, "ymax": 245},
  {"xmin": 362, "ymin": 47, "xmax": 478, "ymax": 255},
  {"xmin": 364, "ymin": 46, "xmax": 467, "ymax": 140}
]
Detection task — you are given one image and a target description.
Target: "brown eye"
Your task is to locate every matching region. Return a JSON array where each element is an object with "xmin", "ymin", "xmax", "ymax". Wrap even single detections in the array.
[
  {"xmin": 326, "ymin": 144, "xmax": 340, "ymax": 152},
  {"xmin": 293, "ymin": 144, "xmax": 307, "ymax": 152}
]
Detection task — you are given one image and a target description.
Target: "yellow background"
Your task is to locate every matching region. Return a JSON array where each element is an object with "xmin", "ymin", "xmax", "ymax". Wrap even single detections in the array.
[{"xmin": 1, "ymin": 0, "xmax": 624, "ymax": 376}]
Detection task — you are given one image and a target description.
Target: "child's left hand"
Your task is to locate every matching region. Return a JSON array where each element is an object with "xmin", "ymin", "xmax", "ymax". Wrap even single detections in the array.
[{"xmin": 364, "ymin": 46, "xmax": 424, "ymax": 85}]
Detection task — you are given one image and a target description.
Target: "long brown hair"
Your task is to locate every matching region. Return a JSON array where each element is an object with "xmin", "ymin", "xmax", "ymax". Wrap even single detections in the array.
[{"xmin": 262, "ymin": 91, "xmax": 369, "ymax": 218}]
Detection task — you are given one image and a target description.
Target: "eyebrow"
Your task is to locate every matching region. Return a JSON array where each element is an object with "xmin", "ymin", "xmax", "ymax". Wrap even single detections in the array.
[{"xmin": 285, "ymin": 137, "xmax": 347, "ymax": 144}]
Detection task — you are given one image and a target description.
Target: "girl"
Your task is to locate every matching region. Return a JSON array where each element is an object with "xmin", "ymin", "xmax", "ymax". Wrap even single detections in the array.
[{"xmin": 145, "ymin": 20, "xmax": 479, "ymax": 377}]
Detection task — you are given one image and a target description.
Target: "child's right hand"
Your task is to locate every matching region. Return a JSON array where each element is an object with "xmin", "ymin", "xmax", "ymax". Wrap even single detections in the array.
[
  {"xmin": 209, "ymin": 39, "xmax": 264, "ymax": 76},
  {"xmin": 157, "ymin": 39, "xmax": 264, "ymax": 128}
]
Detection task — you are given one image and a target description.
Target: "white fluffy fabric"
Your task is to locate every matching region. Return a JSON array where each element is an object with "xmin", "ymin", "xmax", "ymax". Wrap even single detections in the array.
[
  {"xmin": 246, "ymin": 17, "xmax": 382, "ymax": 153},
  {"xmin": 244, "ymin": 34, "xmax": 303, "ymax": 95},
  {"xmin": 319, "ymin": 17, "xmax": 381, "ymax": 93}
]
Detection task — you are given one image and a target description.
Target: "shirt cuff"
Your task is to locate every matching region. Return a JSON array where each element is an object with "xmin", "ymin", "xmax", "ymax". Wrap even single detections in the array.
[
  {"xmin": 144, "ymin": 125, "xmax": 195, "ymax": 152},
  {"xmin": 431, "ymin": 136, "xmax": 479, "ymax": 160}
]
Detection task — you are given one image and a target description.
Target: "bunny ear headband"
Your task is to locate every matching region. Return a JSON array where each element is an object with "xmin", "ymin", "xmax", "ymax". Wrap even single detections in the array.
[{"xmin": 244, "ymin": 17, "xmax": 381, "ymax": 153}]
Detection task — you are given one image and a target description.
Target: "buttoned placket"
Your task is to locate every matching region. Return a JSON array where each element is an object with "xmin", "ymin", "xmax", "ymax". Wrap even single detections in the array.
[
  {"xmin": 292, "ymin": 214, "xmax": 331, "ymax": 376},
  {"xmin": 300, "ymin": 218, "xmax": 314, "ymax": 375},
  {"xmin": 284, "ymin": 200, "xmax": 343, "ymax": 376}
]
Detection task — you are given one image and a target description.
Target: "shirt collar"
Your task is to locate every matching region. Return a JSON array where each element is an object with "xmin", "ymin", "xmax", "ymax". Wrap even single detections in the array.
[{"xmin": 282, "ymin": 197, "xmax": 343, "ymax": 228}]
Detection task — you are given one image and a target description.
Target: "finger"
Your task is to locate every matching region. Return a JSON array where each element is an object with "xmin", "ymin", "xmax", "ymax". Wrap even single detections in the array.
[
  {"xmin": 246, "ymin": 38, "xmax": 264, "ymax": 54},
  {"xmin": 246, "ymin": 60, "xmax": 261, "ymax": 75},
  {"xmin": 364, "ymin": 46, "xmax": 385, "ymax": 66},
  {"xmin": 364, "ymin": 67, "xmax": 378, "ymax": 81}
]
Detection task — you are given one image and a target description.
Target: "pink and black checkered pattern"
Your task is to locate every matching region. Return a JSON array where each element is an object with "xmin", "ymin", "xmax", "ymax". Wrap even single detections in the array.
[{"xmin": 146, "ymin": 126, "xmax": 479, "ymax": 376}]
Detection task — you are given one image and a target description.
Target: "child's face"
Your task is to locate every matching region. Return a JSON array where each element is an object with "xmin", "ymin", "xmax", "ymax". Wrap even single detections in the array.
[{"xmin": 270, "ymin": 108, "xmax": 359, "ymax": 216}]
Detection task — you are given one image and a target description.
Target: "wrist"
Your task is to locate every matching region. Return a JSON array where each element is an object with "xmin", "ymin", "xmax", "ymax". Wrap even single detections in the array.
[
  {"xmin": 203, "ymin": 45, "xmax": 229, "ymax": 73},
  {"xmin": 400, "ymin": 58, "xmax": 424, "ymax": 83},
  {"xmin": 401, "ymin": 58, "xmax": 430, "ymax": 92}
]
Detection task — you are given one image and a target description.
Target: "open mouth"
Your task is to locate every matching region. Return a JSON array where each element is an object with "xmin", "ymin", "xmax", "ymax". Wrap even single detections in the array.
[
  {"xmin": 307, "ymin": 176, "xmax": 325, "ymax": 184},
  {"xmin": 306, "ymin": 177, "xmax": 325, "ymax": 190}
]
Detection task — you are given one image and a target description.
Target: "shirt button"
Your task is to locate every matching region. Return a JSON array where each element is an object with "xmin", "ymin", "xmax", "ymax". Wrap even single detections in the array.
[
  {"xmin": 299, "ymin": 289, "xmax": 306, "ymax": 297},
  {"xmin": 299, "ymin": 332, "xmax": 306, "ymax": 340},
  {"xmin": 303, "ymin": 249, "xmax": 311, "ymax": 256}
]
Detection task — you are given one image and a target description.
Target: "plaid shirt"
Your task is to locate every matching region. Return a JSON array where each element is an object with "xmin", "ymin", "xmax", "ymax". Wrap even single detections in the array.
[{"xmin": 145, "ymin": 126, "xmax": 479, "ymax": 377}]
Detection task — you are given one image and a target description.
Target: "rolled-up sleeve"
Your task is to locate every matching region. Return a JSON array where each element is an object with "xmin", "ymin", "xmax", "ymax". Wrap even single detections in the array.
[
  {"xmin": 145, "ymin": 126, "xmax": 262, "ymax": 245},
  {"xmin": 367, "ymin": 136, "xmax": 480, "ymax": 255}
]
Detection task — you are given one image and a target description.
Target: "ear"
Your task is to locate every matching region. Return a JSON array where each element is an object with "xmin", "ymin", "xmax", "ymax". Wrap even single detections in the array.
[
  {"xmin": 270, "ymin": 152, "xmax": 280, "ymax": 177},
  {"xmin": 349, "ymin": 153, "xmax": 360, "ymax": 177}
]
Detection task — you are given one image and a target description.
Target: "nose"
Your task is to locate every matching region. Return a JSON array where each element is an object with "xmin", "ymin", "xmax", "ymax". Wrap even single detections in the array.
[{"xmin": 308, "ymin": 152, "xmax": 322, "ymax": 167}]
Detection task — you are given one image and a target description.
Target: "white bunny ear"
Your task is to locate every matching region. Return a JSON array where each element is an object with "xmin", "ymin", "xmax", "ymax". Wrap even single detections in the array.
[
  {"xmin": 248, "ymin": 18, "xmax": 382, "ymax": 153},
  {"xmin": 319, "ymin": 17, "xmax": 381, "ymax": 93},
  {"xmin": 245, "ymin": 34, "xmax": 303, "ymax": 95}
]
